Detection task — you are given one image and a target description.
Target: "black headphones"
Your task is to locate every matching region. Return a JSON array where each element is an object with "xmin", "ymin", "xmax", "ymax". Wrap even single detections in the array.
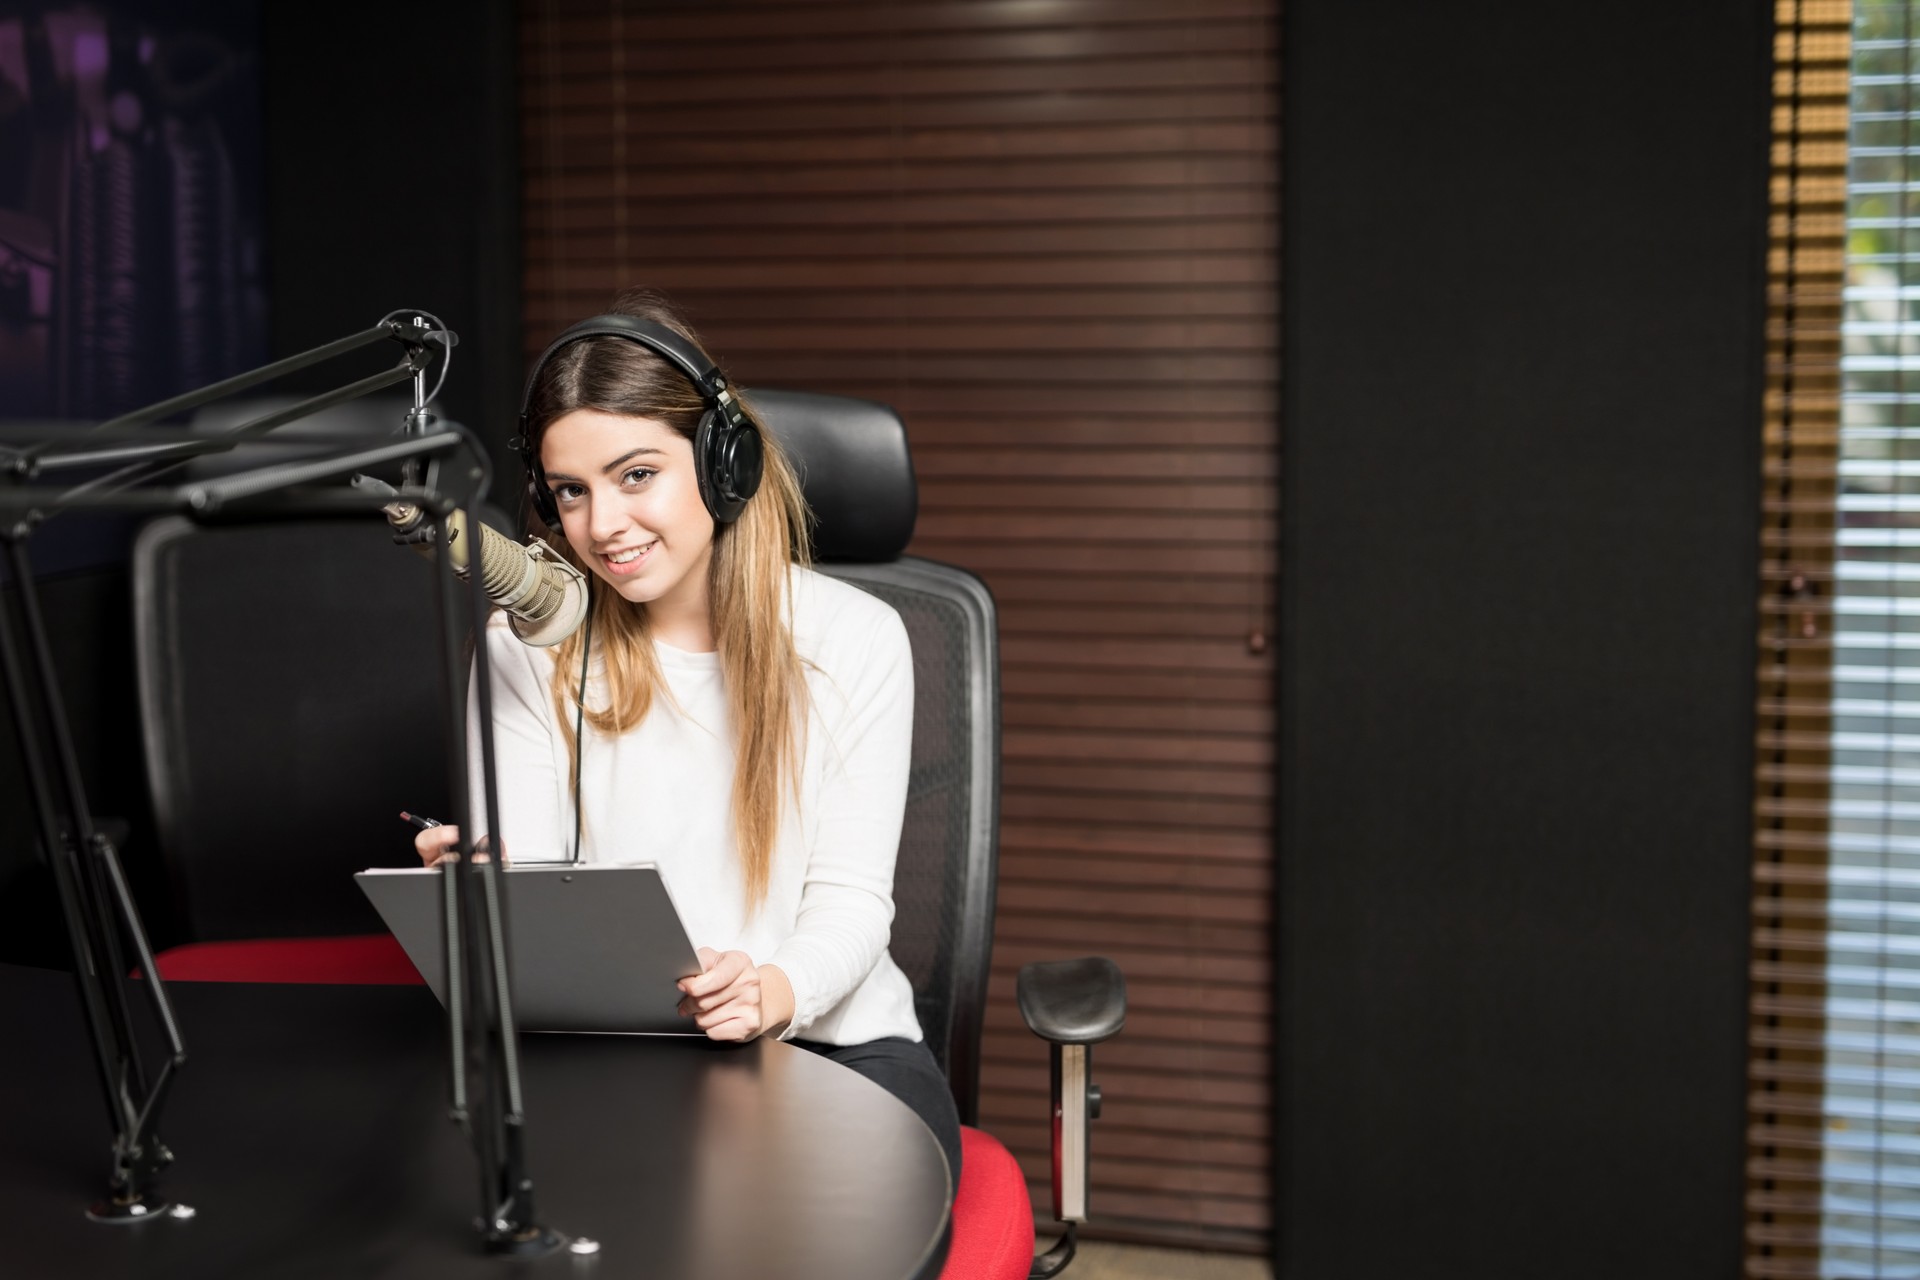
[{"xmin": 511, "ymin": 314, "xmax": 764, "ymax": 531}]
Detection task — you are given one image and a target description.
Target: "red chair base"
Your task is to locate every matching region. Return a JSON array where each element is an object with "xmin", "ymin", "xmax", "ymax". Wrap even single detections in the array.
[
  {"xmin": 942, "ymin": 1125, "xmax": 1036, "ymax": 1280},
  {"xmin": 152, "ymin": 934, "xmax": 423, "ymax": 985}
]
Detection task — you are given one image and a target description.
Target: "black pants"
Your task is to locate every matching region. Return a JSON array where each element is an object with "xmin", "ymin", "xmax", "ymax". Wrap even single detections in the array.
[{"xmin": 792, "ymin": 1036, "xmax": 963, "ymax": 1194}]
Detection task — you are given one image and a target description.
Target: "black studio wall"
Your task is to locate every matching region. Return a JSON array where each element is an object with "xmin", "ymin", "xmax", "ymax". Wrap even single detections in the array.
[
  {"xmin": 260, "ymin": 0, "xmax": 521, "ymax": 486},
  {"xmin": 1277, "ymin": 2, "xmax": 1767, "ymax": 1275}
]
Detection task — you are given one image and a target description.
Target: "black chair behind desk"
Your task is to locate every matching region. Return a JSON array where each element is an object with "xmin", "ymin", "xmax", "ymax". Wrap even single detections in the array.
[
  {"xmin": 135, "ymin": 517, "xmax": 444, "ymax": 943},
  {"xmin": 131, "ymin": 397, "xmax": 514, "ymax": 980}
]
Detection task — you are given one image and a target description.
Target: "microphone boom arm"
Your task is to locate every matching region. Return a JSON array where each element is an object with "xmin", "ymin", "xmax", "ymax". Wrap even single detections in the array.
[{"xmin": 0, "ymin": 317, "xmax": 567, "ymax": 1254}]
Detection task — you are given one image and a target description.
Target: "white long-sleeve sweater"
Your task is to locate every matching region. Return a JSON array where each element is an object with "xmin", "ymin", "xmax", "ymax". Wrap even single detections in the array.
[{"xmin": 466, "ymin": 565, "xmax": 921, "ymax": 1045}]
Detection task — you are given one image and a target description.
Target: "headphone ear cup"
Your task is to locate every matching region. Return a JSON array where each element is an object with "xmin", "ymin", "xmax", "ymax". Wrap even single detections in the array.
[
  {"xmin": 694, "ymin": 411, "xmax": 764, "ymax": 525},
  {"xmin": 720, "ymin": 423, "xmax": 764, "ymax": 515}
]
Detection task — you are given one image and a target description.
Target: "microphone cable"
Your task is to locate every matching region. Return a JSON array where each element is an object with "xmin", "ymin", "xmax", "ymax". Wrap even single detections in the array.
[
  {"xmin": 569, "ymin": 578, "xmax": 591, "ymax": 865},
  {"xmin": 379, "ymin": 308, "xmax": 456, "ymax": 408}
]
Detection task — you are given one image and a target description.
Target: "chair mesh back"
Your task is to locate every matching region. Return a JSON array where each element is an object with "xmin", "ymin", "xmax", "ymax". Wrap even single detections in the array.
[
  {"xmin": 134, "ymin": 516, "xmax": 453, "ymax": 941},
  {"xmin": 820, "ymin": 558, "xmax": 999, "ymax": 1124}
]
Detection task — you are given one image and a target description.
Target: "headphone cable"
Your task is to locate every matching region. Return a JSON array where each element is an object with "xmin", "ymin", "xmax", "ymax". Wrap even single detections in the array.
[{"xmin": 569, "ymin": 582, "xmax": 591, "ymax": 864}]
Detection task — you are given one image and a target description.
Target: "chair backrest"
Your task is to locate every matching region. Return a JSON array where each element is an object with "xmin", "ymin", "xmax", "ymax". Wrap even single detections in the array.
[
  {"xmin": 820, "ymin": 558, "xmax": 1000, "ymax": 1126},
  {"xmin": 132, "ymin": 515, "xmax": 455, "ymax": 941},
  {"xmin": 754, "ymin": 388, "xmax": 1001, "ymax": 1127},
  {"xmin": 136, "ymin": 398, "xmax": 506, "ymax": 941}
]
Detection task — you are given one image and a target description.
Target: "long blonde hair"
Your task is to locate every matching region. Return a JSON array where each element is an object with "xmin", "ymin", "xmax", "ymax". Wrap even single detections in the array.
[{"xmin": 523, "ymin": 289, "xmax": 811, "ymax": 910}]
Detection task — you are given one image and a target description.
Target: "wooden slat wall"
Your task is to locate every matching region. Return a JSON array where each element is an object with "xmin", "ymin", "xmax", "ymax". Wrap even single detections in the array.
[
  {"xmin": 1747, "ymin": 1, "xmax": 1847, "ymax": 1275},
  {"xmin": 520, "ymin": 0, "xmax": 1277, "ymax": 1250}
]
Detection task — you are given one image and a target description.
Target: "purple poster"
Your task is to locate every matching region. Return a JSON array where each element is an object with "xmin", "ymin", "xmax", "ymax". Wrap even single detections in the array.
[{"xmin": 0, "ymin": 3, "xmax": 265, "ymax": 421}]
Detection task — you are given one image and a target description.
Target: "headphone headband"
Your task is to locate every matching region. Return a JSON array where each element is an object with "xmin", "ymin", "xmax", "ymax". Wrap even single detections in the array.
[{"xmin": 517, "ymin": 315, "xmax": 743, "ymax": 432}]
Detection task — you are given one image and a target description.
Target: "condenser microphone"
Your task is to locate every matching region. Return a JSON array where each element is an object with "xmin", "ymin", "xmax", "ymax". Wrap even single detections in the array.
[{"xmin": 352, "ymin": 474, "xmax": 589, "ymax": 647}]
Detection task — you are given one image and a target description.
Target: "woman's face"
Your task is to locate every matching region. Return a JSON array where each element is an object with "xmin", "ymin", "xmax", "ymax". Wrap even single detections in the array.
[{"xmin": 540, "ymin": 408, "xmax": 716, "ymax": 617}]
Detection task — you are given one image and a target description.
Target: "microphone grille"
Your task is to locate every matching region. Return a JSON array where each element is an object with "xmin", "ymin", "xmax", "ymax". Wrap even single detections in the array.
[{"xmin": 476, "ymin": 527, "xmax": 560, "ymax": 622}]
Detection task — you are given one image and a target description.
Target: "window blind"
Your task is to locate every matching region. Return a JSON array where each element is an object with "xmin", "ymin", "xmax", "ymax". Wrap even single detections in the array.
[
  {"xmin": 1748, "ymin": 2, "xmax": 1910, "ymax": 1276},
  {"xmin": 520, "ymin": 0, "xmax": 1277, "ymax": 1251}
]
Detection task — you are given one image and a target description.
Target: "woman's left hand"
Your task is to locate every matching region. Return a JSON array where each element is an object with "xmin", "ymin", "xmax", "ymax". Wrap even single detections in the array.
[{"xmin": 678, "ymin": 948, "xmax": 795, "ymax": 1042}]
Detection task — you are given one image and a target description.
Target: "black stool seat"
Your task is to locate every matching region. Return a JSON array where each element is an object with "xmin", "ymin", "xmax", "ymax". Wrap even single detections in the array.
[{"xmin": 1016, "ymin": 958, "xmax": 1127, "ymax": 1045}]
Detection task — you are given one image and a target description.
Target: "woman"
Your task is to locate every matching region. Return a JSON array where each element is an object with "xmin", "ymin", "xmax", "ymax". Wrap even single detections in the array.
[{"xmin": 414, "ymin": 289, "xmax": 961, "ymax": 1184}]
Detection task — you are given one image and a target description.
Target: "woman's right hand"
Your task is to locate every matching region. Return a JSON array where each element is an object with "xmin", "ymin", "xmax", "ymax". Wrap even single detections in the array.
[
  {"xmin": 412, "ymin": 826, "xmax": 507, "ymax": 867},
  {"xmin": 414, "ymin": 824, "xmax": 463, "ymax": 867}
]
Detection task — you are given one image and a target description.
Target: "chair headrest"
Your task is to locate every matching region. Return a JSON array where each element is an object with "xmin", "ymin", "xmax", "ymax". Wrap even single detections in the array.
[{"xmin": 749, "ymin": 389, "xmax": 917, "ymax": 562}]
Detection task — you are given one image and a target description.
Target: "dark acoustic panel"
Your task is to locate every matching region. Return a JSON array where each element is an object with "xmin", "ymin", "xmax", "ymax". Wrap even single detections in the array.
[{"xmin": 1279, "ymin": 2, "xmax": 1768, "ymax": 1277}]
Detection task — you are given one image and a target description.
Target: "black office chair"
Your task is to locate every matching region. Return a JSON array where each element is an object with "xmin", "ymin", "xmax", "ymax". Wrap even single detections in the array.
[
  {"xmin": 132, "ymin": 519, "xmax": 473, "ymax": 981},
  {"xmin": 757, "ymin": 389, "xmax": 1127, "ymax": 1280},
  {"xmin": 131, "ymin": 396, "xmax": 492, "ymax": 982}
]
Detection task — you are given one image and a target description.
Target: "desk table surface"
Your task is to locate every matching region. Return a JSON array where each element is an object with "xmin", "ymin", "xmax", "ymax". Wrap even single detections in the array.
[{"xmin": 0, "ymin": 965, "xmax": 951, "ymax": 1280}]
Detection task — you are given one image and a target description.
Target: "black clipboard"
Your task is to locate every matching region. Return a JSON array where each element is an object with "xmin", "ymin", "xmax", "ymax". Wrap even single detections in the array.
[{"xmin": 356, "ymin": 863, "xmax": 704, "ymax": 1034}]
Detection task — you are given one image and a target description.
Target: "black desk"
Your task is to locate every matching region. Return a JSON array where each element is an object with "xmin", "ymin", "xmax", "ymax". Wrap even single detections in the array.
[{"xmin": 0, "ymin": 965, "xmax": 951, "ymax": 1280}]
